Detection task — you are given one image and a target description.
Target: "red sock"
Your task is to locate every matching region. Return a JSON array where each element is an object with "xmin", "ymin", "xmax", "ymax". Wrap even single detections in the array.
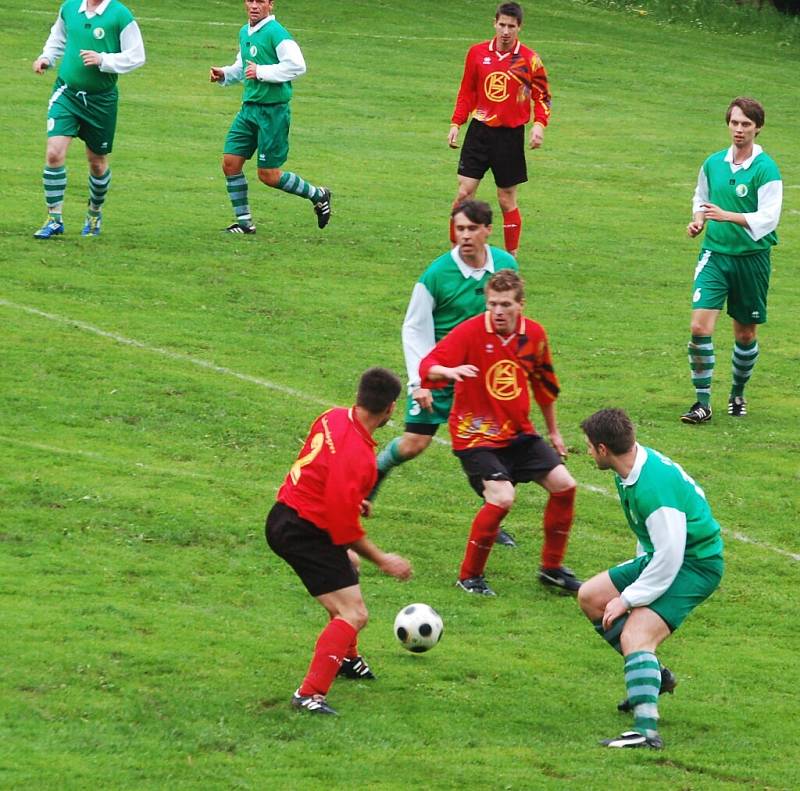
[
  {"xmin": 541, "ymin": 487, "xmax": 576, "ymax": 568},
  {"xmin": 459, "ymin": 502, "xmax": 509, "ymax": 579},
  {"xmin": 502, "ymin": 208, "xmax": 522, "ymax": 254},
  {"xmin": 449, "ymin": 216, "xmax": 456, "ymax": 244},
  {"xmin": 328, "ymin": 613, "xmax": 359, "ymax": 658},
  {"xmin": 298, "ymin": 617, "xmax": 357, "ymax": 697}
]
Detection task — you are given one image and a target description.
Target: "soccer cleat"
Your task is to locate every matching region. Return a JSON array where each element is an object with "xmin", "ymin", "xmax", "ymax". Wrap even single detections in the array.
[
  {"xmin": 456, "ymin": 575, "xmax": 496, "ymax": 596},
  {"xmin": 495, "ymin": 528, "xmax": 517, "ymax": 548},
  {"xmin": 600, "ymin": 730, "xmax": 663, "ymax": 750},
  {"xmin": 291, "ymin": 689, "xmax": 338, "ymax": 715},
  {"xmin": 81, "ymin": 214, "xmax": 102, "ymax": 237},
  {"xmin": 728, "ymin": 395, "xmax": 747, "ymax": 417},
  {"xmin": 680, "ymin": 402, "xmax": 712, "ymax": 424},
  {"xmin": 313, "ymin": 188, "xmax": 332, "ymax": 229},
  {"xmin": 33, "ymin": 219, "xmax": 64, "ymax": 239},
  {"xmin": 538, "ymin": 565, "xmax": 582, "ymax": 594},
  {"xmin": 224, "ymin": 222, "xmax": 256, "ymax": 234},
  {"xmin": 337, "ymin": 655, "xmax": 376, "ymax": 680},
  {"xmin": 618, "ymin": 666, "xmax": 677, "ymax": 712}
]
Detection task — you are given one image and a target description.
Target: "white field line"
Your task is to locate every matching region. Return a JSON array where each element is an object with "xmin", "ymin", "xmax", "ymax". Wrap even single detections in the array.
[{"xmin": 2, "ymin": 297, "xmax": 797, "ymax": 562}]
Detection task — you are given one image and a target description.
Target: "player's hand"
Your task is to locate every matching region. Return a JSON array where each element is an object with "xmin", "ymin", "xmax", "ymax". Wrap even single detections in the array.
[
  {"xmin": 447, "ymin": 125, "xmax": 459, "ymax": 149},
  {"xmin": 80, "ymin": 50, "xmax": 102, "ymax": 67},
  {"xmin": 549, "ymin": 430, "xmax": 567, "ymax": 459},
  {"xmin": 360, "ymin": 499, "xmax": 373, "ymax": 518},
  {"xmin": 529, "ymin": 123, "xmax": 545, "ymax": 149},
  {"xmin": 412, "ymin": 387, "xmax": 434, "ymax": 412},
  {"xmin": 245, "ymin": 60, "xmax": 259, "ymax": 80},
  {"xmin": 33, "ymin": 57, "xmax": 50, "ymax": 74},
  {"xmin": 444, "ymin": 364, "xmax": 479, "ymax": 382},
  {"xmin": 687, "ymin": 219, "xmax": 705, "ymax": 237},
  {"xmin": 701, "ymin": 202, "xmax": 729, "ymax": 223},
  {"xmin": 209, "ymin": 67, "xmax": 226, "ymax": 83},
  {"xmin": 379, "ymin": 553, "xmax": 413, "ymax": 580},
  {"xmin": 602, "ymin": 596, "xmax": 629, "ymax": 630}
]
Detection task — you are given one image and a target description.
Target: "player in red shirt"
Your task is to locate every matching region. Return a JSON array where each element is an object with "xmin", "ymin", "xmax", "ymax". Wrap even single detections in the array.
[
  {"xmin": 419, "ymin": 270, "xmax": 580, "ymax": 596},
  {"xmin": 266, "ymin": 367, "xmax": 412, "ymax": 715},
  {"xmin": 447, "ymin": 2, "xmax": 551, "ymax": 258}
]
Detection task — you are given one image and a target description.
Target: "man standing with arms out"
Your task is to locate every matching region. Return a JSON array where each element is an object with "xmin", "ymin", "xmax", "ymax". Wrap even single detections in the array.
[
  {"xmin": 372, "ymin": 200, "xmax": 519, "ymax": 545},
  {"xmin": 419, "ymin": 271, "xmax": 580, "ymax": 596},
  {"xmin": 32, "ymin": 0, "xmax": 145, "ymax": 238},
  {"xmin": 210, "ymin": 0, "xmax": 331, "ymax": 234},
  {"xmin": 681, "ymin": 97, "xmax": 782, "ymax": 424},
  {"xmin": 578, "ymin": 408, "xmax": 724, "ymax": 749},
  {"xmin": 266, "ymin": 368, "xmax": 412, "ymax": 716},
  {"xmin": 447, "ymin": 2, "xmax": 550, "ymax": 258}
]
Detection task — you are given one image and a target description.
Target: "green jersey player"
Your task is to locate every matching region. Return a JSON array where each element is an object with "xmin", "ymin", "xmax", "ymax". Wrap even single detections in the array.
[
  {"xmin": 210, "ymin": 0, "xmax": 331, "ymax": 234},
  {"xmin": 32, "ymin": 0, "xmax": 145, "ymax": 238},
  {"xmin": 579, "ymin": 408, "xmax": 724, "ymax": 750},
  {"xmin": 369, "ymin": 200, "xmax": 517, "ymax": 536},
  {"xmin": 680, "ymin": 97, "xmax": 782, "ymax": 424}
]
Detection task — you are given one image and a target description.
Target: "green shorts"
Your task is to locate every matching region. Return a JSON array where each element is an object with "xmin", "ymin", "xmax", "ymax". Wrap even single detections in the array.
[
  {"xmin": 609, "ymin": 553, "xmax": 723, "ymax": 632},
  {"xmin": 224, "ymin": 101, "xmax": 290, "ymax": 168},
  {"xmin": 691, "ymin": 249, "xmax": 771, "ymax": 325},
  {"xmin": 404, "ymin": 385, "xmax": 453, "ymax": 430},
  {"xmin": 47, "ymin": 78, "xmax": 118, "ymax": 155}
]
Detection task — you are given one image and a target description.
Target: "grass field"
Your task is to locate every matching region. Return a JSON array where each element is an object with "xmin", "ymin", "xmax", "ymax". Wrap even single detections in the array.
[{"xmin": 1, "ymin": 0, "xmax": 799, "ymax": 788}]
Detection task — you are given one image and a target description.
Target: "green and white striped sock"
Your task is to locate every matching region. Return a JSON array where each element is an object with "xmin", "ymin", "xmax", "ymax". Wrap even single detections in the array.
[
  {"xmin": 277, "ymin": 171, "xmax": 323, "ymax": 202},
  {"xmin": 377, "ymin": 437, "xmax": 407, "ymax": 474},
  {"xmin": 624, "ymin": 650, "xmax": 661, "ymax": 738},
  {"xmin": 688, "ymin": 334, "xmax": 714, "ymax": 406},
  {"xmin": 226, "ymin": 173, "xmax": 252, "ymax": 226},
  {"xmin": 43, "ymin": 165, "xmax": 67, "ymax": 218},
  {"xmin": 731, "ymin": 340, "xmax": 758, "ymax": 398},
  {"xmin": 88, "ymin": 168, "xmax": 111, "ymax": 212}
]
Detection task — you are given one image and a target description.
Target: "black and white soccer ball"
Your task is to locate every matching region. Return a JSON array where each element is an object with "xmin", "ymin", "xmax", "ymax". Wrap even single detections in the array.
[{"xmin": 393, "ymin": 603, "xmax": 443, "ymax": 653}]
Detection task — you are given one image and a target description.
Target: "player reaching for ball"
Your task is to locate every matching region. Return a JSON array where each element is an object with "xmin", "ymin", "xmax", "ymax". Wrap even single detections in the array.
[{"xmin": 265, "ymin": 367, "xmax": 412, "ymax": 716}]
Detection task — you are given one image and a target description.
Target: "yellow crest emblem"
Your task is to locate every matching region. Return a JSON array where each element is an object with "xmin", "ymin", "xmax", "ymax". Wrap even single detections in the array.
[
  {"xmin": 485, "ymin": 360, "xmax": 522, "ymax": 401},
  {"xmin": 484, "ymin": 72, "xmax": 510, "ymax": 102}
]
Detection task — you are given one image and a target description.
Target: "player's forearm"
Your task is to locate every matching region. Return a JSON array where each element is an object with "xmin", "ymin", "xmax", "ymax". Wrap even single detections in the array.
[
  {"xmin": 40, "ymin": 16, "xmax": 66, "ymax": 66},
  {"xmin": 348, "ymin": 536, "xmax": 388, "ymax": 567},
  {"xmin": 538, "ymin": 400, "xmax": 560, "ymax": 438},
  {"xmin": 743, "ymin": 180, "xmax": 783, "ymax": 240},
  {"xmin": 99, "ymin": 23, "xmax": 146, "ymax": 74},
  {"xmin": 255, "ymin": 40, "xmax": 306, "ymax": 82}
]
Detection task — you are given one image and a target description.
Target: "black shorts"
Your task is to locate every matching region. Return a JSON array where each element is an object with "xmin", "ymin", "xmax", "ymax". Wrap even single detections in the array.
[
  {"xmin": 455, "ymin": 434, "xmax": 562, "ymax": 497},
  {"xmin": 458, "ymin": 119, "xmax": 527, "ymax": 188},
  {"xmin": 265, "ymin": 502, "xmax": 358, "ymax": 597}
]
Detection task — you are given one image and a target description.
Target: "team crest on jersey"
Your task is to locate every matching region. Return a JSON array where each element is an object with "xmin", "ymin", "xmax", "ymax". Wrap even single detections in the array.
[
  {"xmin": 735, "ymin": 183, "xmax": 748, "ymax": 198},
  {"xmin": 93, "ymin": 27, "xmax": 105, "ymax": 40},
  {"xmin": 484, "ymin": 72, "xmax": 510, "ymax": 102},
  {"xmin": 250, "ymin": 45, "xmax": 258, "ymax": 56},
  {"xmin": 485, "ymin": 360, "xmax": 522, "ymax": 401}
]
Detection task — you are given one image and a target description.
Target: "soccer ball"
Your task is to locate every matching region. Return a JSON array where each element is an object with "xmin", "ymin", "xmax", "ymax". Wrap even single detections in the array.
[{"xmin": 393, "ymin": 603, "xmax": 443, "ymax": 653}]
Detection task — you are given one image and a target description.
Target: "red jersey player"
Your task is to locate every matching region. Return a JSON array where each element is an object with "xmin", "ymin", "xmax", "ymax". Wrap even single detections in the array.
[
  {"xmin": 419, "ymin": 270, "xmax": 581, "ymax": 596},
  {"xmin": 266, "ymin": 367, "xmax": 412, "ymax": 715},
  {"xmin": 447, "ymin": 2, "xmax": 551, "ymax": 258}
]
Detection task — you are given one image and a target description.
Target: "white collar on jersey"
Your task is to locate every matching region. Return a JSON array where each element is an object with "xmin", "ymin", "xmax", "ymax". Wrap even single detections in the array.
[
  {"xmin": 249, "ymin": 15, "xmax": 276, "ymax": 34},
  {"xmin": 450, "ymin": 245, "xmax": 495, "ymax": 280},
  {"xmin": 80, "ymin": 0, "xmax": 112, "ymax": 16},
  {"xmin": 619, "ymin": 442, "xmax": 647, "ymax": 487},
  {"xmin": 724, "ymin": 143, "xmax": 763, "ymax": 170}
]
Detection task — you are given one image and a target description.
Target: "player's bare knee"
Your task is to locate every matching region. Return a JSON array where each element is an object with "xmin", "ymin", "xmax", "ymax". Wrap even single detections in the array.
[
  {"xmin": 258, "ymin": 168, "xmax": 281, "ymax": 187},
  {"xmin": 484, "ymin": 481, "xmax": 515, "ymax": 510},
  {"xmin": 344, "ymin": 604, "xmax": 369, "ymax": 631}
]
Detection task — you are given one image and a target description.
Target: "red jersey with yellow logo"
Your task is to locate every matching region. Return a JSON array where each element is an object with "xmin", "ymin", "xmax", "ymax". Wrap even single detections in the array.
[
  {"xmin": 451, "ymin": 38, "xmax": 551, "ymax": 129},
  {"xmin": 419, "ymin": 312, "xmax": 559, "ymax": 451},
  {"xmin": 276, "ymin": 407, "xmax": 377, "ymax": 545}
]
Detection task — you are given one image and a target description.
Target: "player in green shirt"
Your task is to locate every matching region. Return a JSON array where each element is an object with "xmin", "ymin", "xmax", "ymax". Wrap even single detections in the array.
[
  {"xmin": 578, "ymin": 408, "xmax": 724, "ymax": 749},
  {"xmin": 32, "ymin": 0, "xmax": 145, "ymax": 238},
  {"xmin": 210, "ymin": 0, "xmax": 331, "ymax": 234},
  {"xmin": 680, "ymin": 97, "xmax": 782, "ymax": 424}
]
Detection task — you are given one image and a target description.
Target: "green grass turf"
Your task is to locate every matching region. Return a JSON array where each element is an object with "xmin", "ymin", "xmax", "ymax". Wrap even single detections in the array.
[{"xmin": 1, "ymin": 0, "xmax": 798, "ymax": 787}]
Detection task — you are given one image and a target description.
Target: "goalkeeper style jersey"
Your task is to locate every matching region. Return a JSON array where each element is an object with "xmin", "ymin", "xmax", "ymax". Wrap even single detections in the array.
[
  {"xmin": 238, "ymin": 17, "xmax": 295, "ymax": 104},
  {"xmin": 276, "ymin": 407, "xmax": 377, "ymax": 546},
  {"xmin": 419, "ymin": 312, "xmax": 559, "ymax": 451},
  {"xmin": 694, "ymin": 145, "xmax": 782, "ymax": 255},
  {"xmin": 451, "ymin": 38, "xmax": 551, "ymax": 129},
  {"xmin": 50, "ymin": 0, "xmax": 138, "ymax": 93}
]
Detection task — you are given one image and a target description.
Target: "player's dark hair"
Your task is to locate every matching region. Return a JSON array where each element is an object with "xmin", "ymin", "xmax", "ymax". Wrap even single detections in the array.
[
  {"xmin": 485, "ymin": 269, "xmax": 524, "ymax": 302},
  {"xmin": 496, "ymin": 2, "xmax": 523, "ymax": 23},
  {"xmin": 580, "ymin": 408, "xmax": 636, "ymax": 455},
  {"xmin": 451, "ymin": 199, "xmax": 493, "ymax": 227},
  {"xmin": 357, "ymin": 367, "xmax": 402, "ymax": 414},
  {"xmin": 726, "ymin": 96, "xmax": 765, "ymax": 130}
]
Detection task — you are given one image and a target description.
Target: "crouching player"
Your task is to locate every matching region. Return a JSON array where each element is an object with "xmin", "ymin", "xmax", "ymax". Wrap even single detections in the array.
[
  {"xmin": 578, "ymin": 408, "xmax": 724, "ymax": 749},
  {"xmin": 266, "ymin": 367, "xmax": 412, "ymax": 715}
]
